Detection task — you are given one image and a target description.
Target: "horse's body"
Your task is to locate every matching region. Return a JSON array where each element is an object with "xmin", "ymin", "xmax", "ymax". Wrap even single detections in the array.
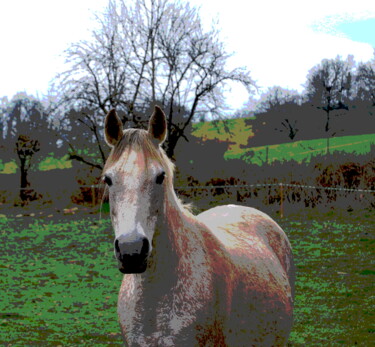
[{"xmin": 103, "ymin": 106, "xmax": 295, "ymax": 346}]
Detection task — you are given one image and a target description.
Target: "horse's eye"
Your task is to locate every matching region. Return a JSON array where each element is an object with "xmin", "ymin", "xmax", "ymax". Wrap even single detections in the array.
[
  {"xmin": 156, "ymin": 171, "xmax": 166, "ymax": 185},
  {"xmin": 103, "ymin": 175, "xmax": 113, "ymax": 187}
]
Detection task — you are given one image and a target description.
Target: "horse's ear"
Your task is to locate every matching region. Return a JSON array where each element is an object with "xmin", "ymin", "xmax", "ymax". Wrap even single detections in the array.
[
  {"xmin": 105, "ymin": 109, "xmax": 123, "ymax": 147},
  {"xmin": 148, "ymin": 105, "xmax": 167, "ymax": 144}
]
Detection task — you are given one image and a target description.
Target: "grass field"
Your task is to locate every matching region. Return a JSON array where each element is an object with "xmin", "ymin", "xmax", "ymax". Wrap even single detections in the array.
[
  {"xmin": 192, "ymin": 118, "xmax": 375, "ymax": 165},
  {"xmin": 192, "ymin": 117, "xmax": 253, "ymax": 155},
  {"xmin": 0, "ymin": 121, "xmax": 373, "ymax": 174},
  {"xmin": 1, "ymin": 209, "xmax": 374, "ymax": 345},
  {"xmin": 0, "ymin": 155, "xmax": 72, "ymax": 175},
  {"xmin": 228, "ymin": 134, "xmax": 375, "ymax": 165}
]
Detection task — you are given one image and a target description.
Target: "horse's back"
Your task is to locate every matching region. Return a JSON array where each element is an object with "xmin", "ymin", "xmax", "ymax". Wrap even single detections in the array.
[{"xmin": 197, "ymin": 204, "xmax": 295, "ymax": 345}]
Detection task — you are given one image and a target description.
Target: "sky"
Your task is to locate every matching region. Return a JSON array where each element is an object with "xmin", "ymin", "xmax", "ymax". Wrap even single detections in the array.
[{"xmin": 0, "ymin": 0, "xmax": 374, "ymax": 110}]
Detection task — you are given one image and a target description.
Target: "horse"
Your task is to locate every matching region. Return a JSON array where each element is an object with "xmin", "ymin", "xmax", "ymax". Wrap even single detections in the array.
[{"xmin": 102, "ymin": 106, "xmax": 295, "ymax": 346}]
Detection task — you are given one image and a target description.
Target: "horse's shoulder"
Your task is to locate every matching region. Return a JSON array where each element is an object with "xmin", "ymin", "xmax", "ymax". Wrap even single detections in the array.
[
  {"xmin": 197, "ymin": 204, "xmax": 277, "ymax": 240},
  {"xmin": 197, "ymin": 204, "xmax": 266, "ymax": 222},
  {"xmin": 199, "ymin": 203, "xmax": 285, "ymax": 233},
  {"xmin": 197, "ymin": 204, "xmax": 291, "ymax": 263}
]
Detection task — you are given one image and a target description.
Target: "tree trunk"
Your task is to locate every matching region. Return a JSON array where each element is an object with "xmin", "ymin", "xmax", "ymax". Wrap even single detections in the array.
[
  {"xmin": 19, "ymin": 158, "xmax": 30, "ymax": 202},
  {"xmin": 325, "ymin": 109, "xmax": 330, "ymax": 133},
  {"xmin": 325, "ymin": 108, "xmax": 330, "ymax": 155},
  {"xmin": 165, "ymin": 132, "xmax": 180, "ymax": 159},
  {"xmin": 325, "ymin": 91, "xmax": 331, "ymax": 133},
  {"xmin": 15, "ymin": 135, "xmax": 40, "ymax": 204}
]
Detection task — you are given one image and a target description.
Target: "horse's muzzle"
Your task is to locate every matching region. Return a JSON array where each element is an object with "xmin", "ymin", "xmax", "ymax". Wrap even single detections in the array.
[{"xmin": 114, "ymin": 234, "xmax": 150, "ymax": 274}]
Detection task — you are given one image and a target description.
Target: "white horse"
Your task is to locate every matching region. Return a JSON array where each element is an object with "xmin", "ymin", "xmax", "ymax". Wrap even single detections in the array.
[{"xmin": 102, "ymin": 106, "xmax": 295, "ymax": 346}]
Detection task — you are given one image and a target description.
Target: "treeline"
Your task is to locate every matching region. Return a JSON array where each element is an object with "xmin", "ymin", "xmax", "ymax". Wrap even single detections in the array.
[
  {"xmin": 241, "ymin": 55, "xmax": 375, "ymax": 148},
  {"xmin": 0, "ymin": 0, "xmax": 373, "ymax": 209},
  {"xmin": 1, "ymin": 54, "xmax": 374, "ymax": 207}
]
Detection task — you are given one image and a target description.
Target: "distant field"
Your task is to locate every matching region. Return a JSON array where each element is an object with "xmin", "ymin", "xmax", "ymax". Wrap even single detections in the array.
[
  {"xmin": 192, "ymin": 119, "xmax": 374, "ymax": 165},
  {"xmin": 192, "ymin": 117, "xmax": 254, "ymax": 155},
  {"xmin": 0, "ymin": 155, "xmax": 72, "ymax": 174},
  {"xmin": 0, "ymin": 210, "xmax": 373, "ymax": 345},
  {"xmin": 38, "ymin": 155, "xmax": 73, "ymax": 171},
  {"xmin": 227, "ymin": 134, "xmax": 375, "ymax": 165},
  {"xmin": 1, "ymin": 118, "xmax": 373, "ymax": 174}
]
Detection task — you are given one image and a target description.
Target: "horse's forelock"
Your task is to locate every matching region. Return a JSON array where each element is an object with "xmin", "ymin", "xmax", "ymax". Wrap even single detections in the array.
[{"xmin": 103, "ymin": 128, "xmax": 174, "ymax": 180}]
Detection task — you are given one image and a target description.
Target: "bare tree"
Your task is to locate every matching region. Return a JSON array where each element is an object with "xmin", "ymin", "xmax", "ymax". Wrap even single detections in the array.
[
  {"xmin": 305, "ymin": 56, "xmax": 354, "ymax": 133},
  {"xmin": 15, "ymin": 135, "xmax": 40, "ymax": 202},
  {"xmin": 255, "ymin": 86, "xmax": 299, "ymax": 113},
  {"xmin": 154, "ymin": 3, "xmax": 254, "ymax": 156},
  {"xmin": 60, "ymin": 108, "xmax": 108, "ymax": 170},
  {"xmin": 356, "ymin": 60, "xmax": 375, "ymax": 107},
  {"xmin": 53, "ymin": 0, "xmax": 255, "ymax": 162},
  {"xmin": 279, "ymin": 109, "xmax": 300, "ymax": 140},
  {"xmin": 2, "ymin": 94, "xmax": 50, "ymax": 203},
  {"xmin": 244, "ymin": 87, "xmax": 301, "ymax": 146},
  {"xmin": 305, "ymin": 56, "xmax": 354, "ymax": 154}
]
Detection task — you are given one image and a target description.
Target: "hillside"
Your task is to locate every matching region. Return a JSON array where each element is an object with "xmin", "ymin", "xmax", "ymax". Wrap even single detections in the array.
[
  {"xmin": 1, "ymin": 118, "xmax": 373, "ymax": 174},
  {"xmin": 227, "ymin": 134, "xmax": 375, "ymax": 165},
  {"xmin": 192, "ymin": 117, "xmax": 254, "ymax": 156},
  {"xmin": 192, "ymin": 118, "xmax": 375, "ymax": 166}
]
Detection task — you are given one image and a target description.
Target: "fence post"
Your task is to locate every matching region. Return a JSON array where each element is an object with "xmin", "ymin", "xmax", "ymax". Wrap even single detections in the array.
[{"xmin": 279, "ymin": 183, "xmax": 284, "ymax": 218}]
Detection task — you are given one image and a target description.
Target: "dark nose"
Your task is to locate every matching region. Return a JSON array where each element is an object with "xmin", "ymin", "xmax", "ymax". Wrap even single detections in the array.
[{"xmin": 114, "ymin": 234, "xmax": 150, "ymax": 274}]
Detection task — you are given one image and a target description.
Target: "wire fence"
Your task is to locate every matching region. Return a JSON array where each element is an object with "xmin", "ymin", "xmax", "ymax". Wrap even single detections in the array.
[
  {"xmin": 174, "ymin": 183, "xmax": 375, "ymax": 194},
  {"xmin": 1, "ymin": 182, "xmax": 374, "ymax": 216},
  {"xmin": 4, "ymin": 182, "xmax": 375, "ymax": 193},
  {"xmin": 174, "ymin": 182, "xmax": 375, "ymax": 216}
]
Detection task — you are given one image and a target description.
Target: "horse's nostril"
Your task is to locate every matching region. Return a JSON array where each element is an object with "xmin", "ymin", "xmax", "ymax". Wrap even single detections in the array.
[
  {"xmin": 114, "ymin": 239, "xmax": 120, "ymax": 253},
  {"xmin": 141, "ymin": 237, "xmax": 150, "ymax": 257}
]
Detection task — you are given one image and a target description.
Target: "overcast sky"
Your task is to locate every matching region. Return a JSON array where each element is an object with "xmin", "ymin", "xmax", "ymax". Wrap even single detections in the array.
[{"xmin": 0, "ymin": 0, "xmax": 374, "ymax": 110}]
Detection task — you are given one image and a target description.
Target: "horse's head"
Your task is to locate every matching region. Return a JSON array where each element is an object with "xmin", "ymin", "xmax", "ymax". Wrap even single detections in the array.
[{"xmin": 103, "ymin": 106, "xmax": 172, "ymax": 274}]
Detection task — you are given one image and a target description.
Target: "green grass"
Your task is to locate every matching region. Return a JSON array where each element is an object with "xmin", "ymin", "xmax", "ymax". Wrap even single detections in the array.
[
  {"xmin": 232, "ymin": 134, "xmax": 375, "ymax": 165},
  {"xmin": 0, "ymin": 160, "xmax": 18, "ymax": 174},
  {"xmin": 38, "ymin": 155, "xmax": 72, "ymax": 171},
  {"xmin": 0, "ymin": 210, "xmax": 373, "ymax": 345},
  {"xmin": 192, "ymin": 118, "xmax": 374, "ymax": 165},
  {"xmin": 0, "ymin": 155, "xmax": 72, "ymax": 174},
  {"xmin": 0, "ymin": 215, "xmax": 123, "ymax": 345},
  {"xmin": 192, "ymin": 117, "xmax": 254, "ymax": 155},
  {"xmin": 1, "ymin": 123, "xmax": 373, "ymax": 174},
  {"xmin": 282, "ymin": 210, "xmax": 375, "ymax": 345}
]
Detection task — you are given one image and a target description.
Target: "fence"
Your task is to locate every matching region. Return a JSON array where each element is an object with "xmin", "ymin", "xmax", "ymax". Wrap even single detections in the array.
[
  {"xmin": 1, "ymin": 182, "xmax": 374, "ymax": 216},
  {"xmin": 174, "ymin": 183, "xmax": 375, "ymax": 216}
]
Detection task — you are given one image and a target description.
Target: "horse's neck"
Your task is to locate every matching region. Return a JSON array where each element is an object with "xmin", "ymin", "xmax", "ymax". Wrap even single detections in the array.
[
  {"xmin": 127, "ymin": 189, "xmax": 223, "ymax": 329},
  {"xmin": 143, "ymin": 188, "xmax": 207, "ymax": 286}
]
